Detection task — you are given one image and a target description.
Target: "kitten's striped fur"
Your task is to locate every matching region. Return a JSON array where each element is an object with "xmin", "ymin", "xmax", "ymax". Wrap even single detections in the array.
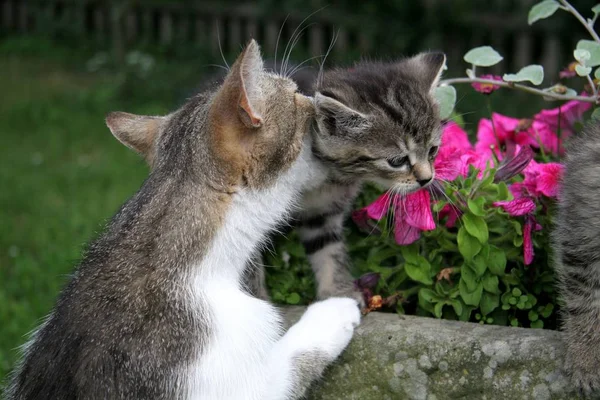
[{"xmin": 247, "ymin": 53, "xmax": 447, "ymax": 304}]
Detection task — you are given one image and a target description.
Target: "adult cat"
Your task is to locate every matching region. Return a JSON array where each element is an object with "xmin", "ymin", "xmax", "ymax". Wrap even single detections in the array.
[{"xmin": 7, "ymin": 40, "xmax": 360, "ymax": 400}]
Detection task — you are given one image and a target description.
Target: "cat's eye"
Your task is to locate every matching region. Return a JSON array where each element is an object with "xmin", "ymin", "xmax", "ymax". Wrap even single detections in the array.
[
  {"xmin": 387, "ymin": 156, "xmax": 409, "ymax": 169},
  {"xmin": 429, "ymin": 146, "xmax": 439, "ymax": 159}
]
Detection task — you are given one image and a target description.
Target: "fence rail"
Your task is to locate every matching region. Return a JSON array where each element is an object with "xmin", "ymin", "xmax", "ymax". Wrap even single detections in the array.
[{"xmin": 0, "ymin": 0, "xmax": 575, "ymax": 77}]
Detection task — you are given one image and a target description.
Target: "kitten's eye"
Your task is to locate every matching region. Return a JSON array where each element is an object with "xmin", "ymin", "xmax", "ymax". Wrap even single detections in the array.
[
  {"xmin": 387, "ymin": 156, "xmax": 409, "ymax": 169},
  {"xmin": 429, "ymin": 146, "xmax": 439, "ymax": 159}
]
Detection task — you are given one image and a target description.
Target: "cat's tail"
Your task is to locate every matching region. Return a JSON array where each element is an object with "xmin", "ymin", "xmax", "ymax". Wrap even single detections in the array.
[{"xmin": 554, "ymin": 120, "xmax": 600, "ymax": 394}]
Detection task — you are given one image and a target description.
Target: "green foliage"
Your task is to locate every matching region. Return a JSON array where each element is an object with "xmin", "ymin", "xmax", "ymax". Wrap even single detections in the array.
[
  {"xmin": 433, "ymin": 86, "xmax": 457, "ymax": 119},
  {"xmin": 463, "ymin": 46, "xmax": 504, "ymax": 67},
  {"xmin": 528, "ymin": 0, "xmax": 561, "ymax": 25},
  {"xmin": 502, "ymin": 65, "xmax": 544, "ymax": 85}
]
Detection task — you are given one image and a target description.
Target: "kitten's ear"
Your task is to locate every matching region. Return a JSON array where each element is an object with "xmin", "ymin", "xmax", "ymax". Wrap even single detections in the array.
[
  {"xmin": 404, "ymin": 52, "xmax": 447, "ymax": 92},
  {"xmin": 212, "ymin": 39, "xmax": 264, "ymax": 129},
  {"xmin": 314, "ymin": 92, "xmax": 371, "ymax": 136},
  {"xmin": 106, "ymin": 112, "xmax": 165, "ymax": 164}
]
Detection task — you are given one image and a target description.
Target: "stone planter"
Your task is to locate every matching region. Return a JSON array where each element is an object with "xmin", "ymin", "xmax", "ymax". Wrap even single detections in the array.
[{"xmin": 283, "ymin": 308, "xmax": 577, "ymax": 400}]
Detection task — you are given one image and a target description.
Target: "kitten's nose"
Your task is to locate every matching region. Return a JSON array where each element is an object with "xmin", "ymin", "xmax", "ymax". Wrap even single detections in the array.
[{"xmin": 417, "ymin": 177, "xmax": 432, "ymax": 186}]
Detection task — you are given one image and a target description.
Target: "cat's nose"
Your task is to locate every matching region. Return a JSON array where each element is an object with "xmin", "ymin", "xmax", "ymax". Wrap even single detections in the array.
[{"xmin": 417, "ymin": 177, "xmax": 432, "ymax": 186}]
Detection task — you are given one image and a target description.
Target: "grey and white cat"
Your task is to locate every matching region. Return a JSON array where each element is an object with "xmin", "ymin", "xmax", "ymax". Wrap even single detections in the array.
[
  {"xmin": 554, "ymin": 122, "xmax": 600, "ymax": 396},
  {"xmin": 247, "ymin": 53, "xmax": 447, "ymax": 305},
  {"xmin": 6, "ymin": 40, "xmax": 360, "ymax": 400}
]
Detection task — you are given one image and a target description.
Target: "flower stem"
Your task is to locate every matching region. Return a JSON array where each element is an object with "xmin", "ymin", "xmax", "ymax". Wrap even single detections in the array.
[
  {"xmin": 559, "ymin": 0, "xmax": 600, "ymax": 43},
  {"xmin": 439, "ymin": 77, "xmax": 597, "ymax": 103}
]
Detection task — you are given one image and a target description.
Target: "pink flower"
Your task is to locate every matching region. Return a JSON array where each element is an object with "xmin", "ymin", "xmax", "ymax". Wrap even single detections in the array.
[
  {"xmin": 439, "ymin": 204, "xmax": 461, "ymax": 228},
  {"xmin": 353, "ymin": 190, "xmax": 435, "ymax": 245},
  {"xmin": 522, "ymin": 161, "xmax": 564, "ymax": 198},
  {"xmin": 494, "ymin": 145, "xmax": 534, "ymax": 182},
  {"xmin": 476, "ymin": 113, "xmax": 562, "ymax": 158},
  {"xmin": 559, "ymin": 62, "xmax": 578, "ymax": 79},
  {"xmin": 523, "ymin": 215, "xmax": 543, "ymax": 265},
  {"xmin": 493, "ymin": 197, "xmax": 536, "ymax": 216},
  {"xmin": 394, "ymin": 190, "xmax": 436, "ymax": 245},
  {"xmin": 534, "ymin": 100, "xmax": 591, "ymax": 141},
  {"xmin": 472, "ymin": 75, "xmax": 502, "ymax": 94},
  {"xmin": 440, "ymin": 121, "xmax": 472, "ymax": 153},
  {"xmin": 364, "ymin": 193, "xmax": 391, "ymax": 219}
]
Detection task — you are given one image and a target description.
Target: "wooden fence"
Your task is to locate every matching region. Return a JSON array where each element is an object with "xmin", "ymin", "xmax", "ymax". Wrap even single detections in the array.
[{"xmin": 0, "ymin": 0, "xmax": 577, "ymax": 77}]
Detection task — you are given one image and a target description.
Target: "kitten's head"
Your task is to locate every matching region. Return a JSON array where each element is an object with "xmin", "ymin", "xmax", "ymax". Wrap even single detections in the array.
[
  {"xmin": 313, "ymin": 52, "xmax": 446, "ymax": 194},
  {"xmin": 105, "ymin": 40, "xmax": 314, "ymax": 191}
]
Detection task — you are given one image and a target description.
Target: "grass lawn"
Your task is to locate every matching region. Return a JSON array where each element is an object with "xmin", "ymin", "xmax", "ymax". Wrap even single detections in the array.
[{"xmin": 0, "ymin": 55, "xmax": 171, "ymax": 380}]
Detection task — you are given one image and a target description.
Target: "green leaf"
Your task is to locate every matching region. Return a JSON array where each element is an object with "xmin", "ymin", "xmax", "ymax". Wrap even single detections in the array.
[
  {"xmin": 461, "ymin": 264, "xmax": 479, "ymax": 292},
  {"xmin": 450, "ymin": 299, "xmax": 463, "ymax": 317},
  {"xmin": 467, "ymin": 198, "xmax": 486, "ymax": 217},
  {"xmin": 576, "ymin": 64, "xmax": 592, "ymax": 77},
  {"xmin": 405, "ymin": 262, "xmax": 433, "ymax": 285},
  {"xmin": 528, "ymin": 0, "xmax": 560, "ymax": 25},
  {"xmin": 482, "ymin": 274, "xmax": 500, "ymax": 294},
  {"xmin": 419, "ymin": 288, "xmax": 439, "ymax": 303},
  {"xmin": 457, "ymin": 226, "xmax": 482, "ymax": 260},
  {"xmin": 434, "ymin": 86, "xmax": 456, "ymax": 119},
  {"xmin": 488, "ymin": 245, "xmax": 507, "ymax": 275},
  {"xmin": 577, "ymin": 40, "xmax": 600, "ymax": 67},
  {"xmin": 528, "ymin": 310, "xmax": 539, "ymax": 321},
  {"xmin": 434, "ymin": 302, "xmax": 444, "ymax": 318},
  {"xmin": 459, "ymin": 279, "xmax": 483, "ymax": 306},
  {"xmin": 470, "ymin": 254, "xmax": 488, "ymax": 277},
  {"xmin": 480, "ymin": 292, "xmax": 500, "ymax": 316},
  {"xmin": 418, "ymin": 289, "xmax": 435, "ymax": 313},
  {"xmin": 463, "ymin": 46, "xmax": 503, "ymax": 67},
  {"xmin": 462, "ymin": 213, "xmax": 489, "ymax": 244},
  {"xmin": 540, "ymin": 303, "xmax": 554, "ymax": 318},
  {"xmin": 574, "ymin": 49, "xmax": 591, "ymax": 64},
  {"xmin": 286, "ymin": 292, "xmax": 301, "ymax": 304},
  {"xmin": 593, "ymin": 4, "xmax": 600, "ymax": 18},
  {"xmin": 503, "ymin": 65, "xmax": 544, "ymax": 85},
  {"xmin": 530, "ymin": 320, "xmax": 544, "ymax": 329},
  {"xmin": 592, "ymin": 108, "xmax": 600, "ymax": 120},
  {"xmin": 595, "ymin": 68, "xmax": 600, "ymax": 80}
]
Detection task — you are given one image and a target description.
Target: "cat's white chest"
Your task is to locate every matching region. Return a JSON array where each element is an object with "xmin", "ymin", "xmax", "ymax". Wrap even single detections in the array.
[{"xmin": 186, "ymin": 280, "xmax": 282, "ymax": 400}]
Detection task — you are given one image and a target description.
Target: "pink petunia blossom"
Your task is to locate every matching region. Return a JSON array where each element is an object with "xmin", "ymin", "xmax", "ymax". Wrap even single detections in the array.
[
  {"xmin": 522, "ymin": 161, "xmax": 564, "ymax": 198},
  {"xmin": 439, "ymin": 204, "xmax": 461, "ymax": 228},
  {"xmin": 472, "ymin": 75, "xmax": 502, "ymax": 94},
  {"xmin": 364, "ymin": 193, "xmax": 391, "ymax": 220},
  {"xmin": 493, "ymin": 197, "xmax": 536, "ymax": 216},
  {"xmin": 534, "ymin": 100, "xmax": 591, "ymax": 142},
  {"xmin": 475, "ymin": 113, "xmax": 562, "ymax": 158},
  {"xmin": 523, "ymin": 215, "xmax": 543, "ymax": 265},
  {"xmin": 393, "ymin": 190, "xmax": 436, "ymax": 245}
]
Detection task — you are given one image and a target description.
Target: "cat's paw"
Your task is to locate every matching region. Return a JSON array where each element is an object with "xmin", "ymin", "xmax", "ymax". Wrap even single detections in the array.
[
  {"xmin": 289, "ymin": 297, "xmax": 360, "ymax": 360},
  {"xmin": 317, "ymin": 282, "xmax": 366, "ymax": 308}
]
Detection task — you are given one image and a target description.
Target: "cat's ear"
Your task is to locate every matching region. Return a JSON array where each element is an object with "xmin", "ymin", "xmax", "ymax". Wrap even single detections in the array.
[
  {"xmin": 105, "ymin": 112, "xmax": 165, "ymax": 164},
  {"xmin": 405, "ymin": 52, "xmax": 447, "ymax": 92},
  {"xmin": 314, "ymin": 92, "xmax": 371, "ymax": 136},
  {"xmin": 212, "ymin": 39, "xmax": 264, "ymax": 130}
]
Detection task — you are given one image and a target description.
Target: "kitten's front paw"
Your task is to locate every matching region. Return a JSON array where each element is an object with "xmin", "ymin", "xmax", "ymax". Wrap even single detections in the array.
[
  {"xmin": 292, "ymin": 297, "xmax": 361, "ymax": 360},
  {"xmin": 565, "ymin": 341, "xmax": 600, "ymax": 397},
  {"xmin": 318, "ymin": 282, "xmax": 366, "ymax": 308}
]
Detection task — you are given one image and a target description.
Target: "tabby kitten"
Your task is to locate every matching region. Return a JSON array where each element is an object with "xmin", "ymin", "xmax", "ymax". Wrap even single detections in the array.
[
  {"xmin": 554, "ymin": 122, "xmax": 600, "ymax": 396},
  {"xmin": 7, "ymin": 40, "xmax": 360, "ymax": 400},
  {"xmin": 247, "ymin": 53, "xmax": 446, "ymax": 304}
]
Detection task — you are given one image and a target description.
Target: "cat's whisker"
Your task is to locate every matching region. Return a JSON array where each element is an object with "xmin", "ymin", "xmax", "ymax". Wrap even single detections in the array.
[
  {"xmin": 283, "ymin": 23, "xmax": 316, "ymax": 77},
  {"xmin": 216, "ymin": 24, "xmax": 230, "ymax": 71},
  {"xmin": 273, "ymin": 15, "xmax": 290, "ymax": 75},
  {"xmin": 317, "ymin": 29, "xmax": 338, "ymax": 86},
  {"xmin": 281, "ymin": 8, "xmax": 325, "ymax": 77},
  {"xmin": 286, "ymin": 55, "xmax": 325, "ymax": 78}
]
